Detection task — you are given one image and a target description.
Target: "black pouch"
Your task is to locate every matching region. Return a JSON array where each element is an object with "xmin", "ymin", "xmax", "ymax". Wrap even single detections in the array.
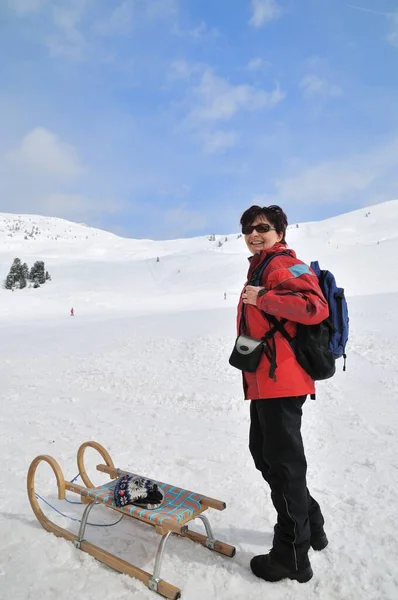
[
  {"xmin": 229, "ymin": 334, "xmax": 264, "ymax": 372},
  {"xmin": 295, "ymin": 321, "xmax": 336, "ymax": 380}
]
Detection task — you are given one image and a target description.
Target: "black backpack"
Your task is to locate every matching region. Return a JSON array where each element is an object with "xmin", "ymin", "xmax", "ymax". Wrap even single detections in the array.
[{"xmin": 251, "ymin": 252, "xmax": 348, "ymax": 382}]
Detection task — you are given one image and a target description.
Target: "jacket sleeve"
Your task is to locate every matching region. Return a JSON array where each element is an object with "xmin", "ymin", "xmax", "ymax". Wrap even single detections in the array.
[{"xmin": 256, "ymin": 261, "xmax": 329, "ymax": 325}]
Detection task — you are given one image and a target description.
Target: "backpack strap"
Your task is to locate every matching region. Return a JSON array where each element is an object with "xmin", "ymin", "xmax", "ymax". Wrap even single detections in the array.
[
  {"xmin": 309, "ymin": 261, "xmax": 320, "ymax": 277},
  {"xmin": 261, "ymin": 314, "xmax": 295, "ymax": 379},
  {"xmin": 251, "ymin": 251, "xmax": 291, "ymax": 287},
  {"xmin": 240, "ymin": 251, "xmax": 290, "ymax": 336},
  {"xmin": 248, "ymin": 251, "xmax": 293, "ymax": 379},
  {"xmin": 250, "ymin": 250, "xmax": 295, "ymax": 346},
  {"xmin": 264, "ymin": 314, "xmax": 294, "ymax": 343}
]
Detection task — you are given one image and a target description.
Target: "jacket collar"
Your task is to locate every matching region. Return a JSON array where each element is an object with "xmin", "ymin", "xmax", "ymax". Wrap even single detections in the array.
[{"xmin": 247, "ymin": 243, "xmax": 293, "ymax": 280}]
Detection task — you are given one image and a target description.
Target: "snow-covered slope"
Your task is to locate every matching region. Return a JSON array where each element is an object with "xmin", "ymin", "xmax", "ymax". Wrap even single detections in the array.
[
  {"xmin": 0, "ymin": 201, "xmax": 397, "ymax": 600},
  {"xmin": 1, "ymin": 200, "xmax": 397, "ymax": 323}
]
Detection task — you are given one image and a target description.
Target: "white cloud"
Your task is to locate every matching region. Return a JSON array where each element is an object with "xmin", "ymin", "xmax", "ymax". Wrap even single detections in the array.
[
  {"xmin": 171, "ymin": 63, "xmax": 284, "ymax": 153},
  {"xmin": 162, "ymin": 203, "xmax": 208, "ymax": 236},
  {"xmin": 300, "ymin": 74, "xmax": 343, "ymax": 98},
  {"xmin": 45, "ymin": 2, "xmax": 88, "ymax": 60},
  {"xmin": 170, "ymin": 60, "xmax": 202, "ymax": 80},
  {"xmin": 43, "ymin": 193, "xmax": 96, "ymax": 216},
  {"xmin": 7, "ymin": 0, "xmax": 88, "ymax": 60},
  {"xmin": 249, "ymin": 0, "xmax": 282, "ymax": 28},
  {"xmin": 94, "ymin": 0, "xmax": 178, "ymax": 37},
  {"xmin": 387, "ymin": 12, "xmax": 398, "ymax": 47},
  {"xmin": 44, "ymin": 193, "xmax": 124, "ymax": 217},
  {"xmin": 0, "ymin": 190, "xmax": 123, "ymax": 223},
  {"xmin": 8, "ymin": 0, "xmax": 178, "ymax": 59},
  {"xmin": 143, "ymin": 0, "xmax": 178, "ymax": 21},
  {"xmin": 246, "ymin": 57, "xmax": 270, "ymax": 71},
  {"xmin": 275, "ymin": 163, "xmax": 373, "ymax": 202},
  {"xmin": 200, "ymin": 130, "xmax": 237, "ymax": 154},
  {"xmin": 94, "ymin": 1, "xmax": 133, "ymax": 36},
  {"xmin": 173, "ymin": 20, "xmax": 220, "ymax": 40},
  {"xmin": 270, "ymin": 138, "xmax": 398, "ymax": 205},
  {"xmin": 190, "ymin": 69, "xmax": 284, "ymax": 121},
  {"xmin": 347, "ymin": 6, "xmax": 398, "ymax": 49},
  {"xmin": 187, "ymin": 21, "xmax": 219, "ymax": 39},
  {"xmin": 6, "ymin": 127, "xmax": 84, "ymax": 179},
  {"xmin": 6, "ymin": 0, "xmax": 47, "ymax": 15}
]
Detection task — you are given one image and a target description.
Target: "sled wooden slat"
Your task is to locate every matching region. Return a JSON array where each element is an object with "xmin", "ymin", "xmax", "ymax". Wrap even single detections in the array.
[
  {"xmin": 77, "ymin": 539, "xmax": 181, "ymax": 600},
  {"xmin": 78, "ymin": 441, "xmax": 115, "ymax": 488},
  {"xmin": 200, "ymin": 497, "xmax": 226, "ymax": 511},
  {"xmin": 183, "ymin": 529, "xmax": 236, "ymax": 557},
  {"xmin": 27, "ymin": 441, "xmax": 236, "ymax": 598}
]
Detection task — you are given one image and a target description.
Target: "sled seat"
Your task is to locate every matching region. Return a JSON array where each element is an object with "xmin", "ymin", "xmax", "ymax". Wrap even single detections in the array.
[{"xmin": 80, "ymin": 473, "xmax": 206, "ymax": 527}]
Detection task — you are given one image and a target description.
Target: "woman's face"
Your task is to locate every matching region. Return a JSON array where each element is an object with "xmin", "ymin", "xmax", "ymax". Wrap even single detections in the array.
[{"xmin": 244, "ymin": 215, "xmax": 283, "ymax": 254}]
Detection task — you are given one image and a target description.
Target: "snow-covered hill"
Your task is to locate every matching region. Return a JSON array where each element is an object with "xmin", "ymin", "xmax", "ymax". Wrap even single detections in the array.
[
  {"xmin": 1, "ymin": 201, "xmax": 397, "ymax": 600},
  {"xmin": 1, "ymin": 200, "xmax": 397, "ymax": 322}
]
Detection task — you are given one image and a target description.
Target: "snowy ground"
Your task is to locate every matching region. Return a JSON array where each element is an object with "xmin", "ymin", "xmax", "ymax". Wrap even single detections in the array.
[{"xmin": 1, "ymin": 204, "xmax": 398, "ymax": 600}]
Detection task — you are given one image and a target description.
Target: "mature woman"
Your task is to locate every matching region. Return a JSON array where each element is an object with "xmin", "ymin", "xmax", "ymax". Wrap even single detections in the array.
[{"xmin": 237, "ymin": 205, "xmax": 329, "ymax": 583}]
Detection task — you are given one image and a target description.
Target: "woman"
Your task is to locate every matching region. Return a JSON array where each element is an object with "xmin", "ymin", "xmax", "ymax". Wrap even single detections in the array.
[{"xmin": 237, "ymin": 205, "xmax": 329, "ymax": 583}]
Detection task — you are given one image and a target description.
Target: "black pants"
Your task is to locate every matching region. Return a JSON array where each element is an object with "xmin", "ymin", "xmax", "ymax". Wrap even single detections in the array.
[{"xmin": 249, "ymin": 396, "xmax": 324, "ymax": 570}]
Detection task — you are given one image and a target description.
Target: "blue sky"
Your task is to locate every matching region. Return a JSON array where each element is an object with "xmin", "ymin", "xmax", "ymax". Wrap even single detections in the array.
[{"xmin": 0, "ymin": 0, "xmax": 397, "ymax": 239}]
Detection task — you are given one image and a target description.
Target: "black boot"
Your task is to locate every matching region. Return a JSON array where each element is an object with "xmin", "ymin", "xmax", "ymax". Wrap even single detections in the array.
[
  {"xmin": 310, "ymin": 529, "xmax": 328, "ymax": 551},
  {"xmin": 250, "ymin": 552, "xmax": 313, "ymax": 583}
]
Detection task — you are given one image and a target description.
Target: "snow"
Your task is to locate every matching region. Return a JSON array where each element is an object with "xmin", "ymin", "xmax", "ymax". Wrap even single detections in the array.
[{"xmin": 0, "ymin": 202, "xmax": 397, "ymax": 600}]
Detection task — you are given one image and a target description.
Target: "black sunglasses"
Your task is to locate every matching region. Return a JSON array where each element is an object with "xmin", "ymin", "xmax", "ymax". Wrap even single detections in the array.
[{"xmin": 242, "ymin": 223, "xmax": 276, "ymax": 235}]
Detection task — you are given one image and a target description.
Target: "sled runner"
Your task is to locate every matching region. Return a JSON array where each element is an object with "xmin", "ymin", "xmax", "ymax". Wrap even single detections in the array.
[{"xmin": 27, "ymin": 441, "xmax": 236, "ymax": 599}]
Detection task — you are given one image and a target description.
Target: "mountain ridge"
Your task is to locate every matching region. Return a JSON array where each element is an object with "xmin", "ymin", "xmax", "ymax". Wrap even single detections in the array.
[{"xmin": 1, "ymin": 198, "xmax": 397, "ymax": 246}]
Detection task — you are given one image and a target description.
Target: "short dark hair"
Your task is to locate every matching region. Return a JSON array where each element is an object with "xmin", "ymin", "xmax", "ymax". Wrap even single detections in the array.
[{"xmin": 240, "ymin": 205, "xmax": 288, "ymax": 244}]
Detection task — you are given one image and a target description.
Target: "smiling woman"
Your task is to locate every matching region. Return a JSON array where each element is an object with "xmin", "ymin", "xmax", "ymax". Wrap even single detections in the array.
[{"xmin": 233, "ymin": 203, "xmax": 330, "ymax": 585}]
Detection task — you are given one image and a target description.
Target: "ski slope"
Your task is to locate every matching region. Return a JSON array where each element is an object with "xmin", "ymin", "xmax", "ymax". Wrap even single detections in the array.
[{"xmin": 0, "ymin": 202, "xmax": 397, "ymax": 600}]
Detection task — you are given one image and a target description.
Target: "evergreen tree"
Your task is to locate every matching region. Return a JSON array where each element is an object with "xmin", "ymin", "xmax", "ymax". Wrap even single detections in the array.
[
  {"xmin": 4, "ymin": 258, "xmax": 26, "ymax": 289},
  {"xmin": 11, "ymin": 258, "xmax": 22, "ymax": 285},
  {"xmin": 29, "ymin": 261, "xmax": 46, "ymax": 284},
  {"xmin": 5, "ymin": 272, "xmax": 14, "ymax": 290},
  {"xmin": 37, "ymin": 262, "xmax": 46, "ymax": 284},
  {"xmin": 4, "ymin": 259, "xmax": 50, "ymax": 290},
  {"xmin": 19, "ymin": 272, "xmax": 27, "ymax": 289},
  {"xmin": 11, "ymin": 257, "xmax": 22, "ymax": 278},
  {"xmin": 22, "ymin": 262, "xmax": 29, "ymax": 280}
]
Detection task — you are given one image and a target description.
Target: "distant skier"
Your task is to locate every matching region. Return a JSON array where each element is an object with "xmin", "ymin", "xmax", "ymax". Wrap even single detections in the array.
[
  {"xmin": 70, "ymin": 307, "xmax": 74, "ymax": 316},
  {"xmin": 224, "ymin": 292, "xmax": 227, "ymax": 300}
]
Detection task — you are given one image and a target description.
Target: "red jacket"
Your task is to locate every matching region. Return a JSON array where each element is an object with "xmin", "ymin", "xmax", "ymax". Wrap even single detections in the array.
[{"xmin": 237, "ymin": 243, "xmax": 329, "ymax": 400}]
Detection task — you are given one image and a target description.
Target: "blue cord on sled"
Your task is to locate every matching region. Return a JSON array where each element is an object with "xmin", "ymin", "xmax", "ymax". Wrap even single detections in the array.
[{"xmin": 35, "ymin": 473, "xmax": 123, "ymax": 528}]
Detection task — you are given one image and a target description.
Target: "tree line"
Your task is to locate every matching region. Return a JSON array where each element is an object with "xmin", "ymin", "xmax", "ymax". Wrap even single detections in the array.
[{"xmin": 3, "ymin": 258, "xmax": 51, "ymax": 290}]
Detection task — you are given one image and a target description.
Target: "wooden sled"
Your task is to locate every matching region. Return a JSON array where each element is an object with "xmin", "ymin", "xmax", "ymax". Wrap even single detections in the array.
[{"xmin": 27, "ymin": 441, "xmax": 236, "ymax": 599}]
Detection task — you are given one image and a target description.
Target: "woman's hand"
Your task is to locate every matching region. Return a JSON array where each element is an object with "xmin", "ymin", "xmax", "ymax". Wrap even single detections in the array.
[{"xmin": 242, "ymin": 285, "xmax": 266, "ymax": 306}]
